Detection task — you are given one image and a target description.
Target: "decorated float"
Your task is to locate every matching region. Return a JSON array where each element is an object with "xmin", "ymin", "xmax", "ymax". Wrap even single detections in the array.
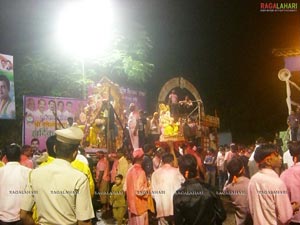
[
  {"xmin": 71, "ymin": 76, "xmax": 220, "ymax": 153},
  {"xmin": 77, "ymin": 77, "xmax": 125, "ymax": 151},
  {"xmin": 157, "ymin": 77, "xmax": 220, "ymax": 151}
]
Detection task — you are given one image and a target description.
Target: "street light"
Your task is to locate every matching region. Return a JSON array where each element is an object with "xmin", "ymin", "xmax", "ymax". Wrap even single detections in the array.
[{"xmin": 56, "ymin": 0, "xmax": 114, "ymax": 99}]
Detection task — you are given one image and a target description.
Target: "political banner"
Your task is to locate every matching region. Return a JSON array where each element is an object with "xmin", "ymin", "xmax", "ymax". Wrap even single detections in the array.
[
  {"xmin": 23, "ymin": 96, "xmax": 86, "ymax": 150},
  {"xmin": 0, "ymin": 53, "xmax": 15, "ymax": 119},
  {"xmin": 120, "ymin": 86, "xmax": 146, "ymax": 112}
]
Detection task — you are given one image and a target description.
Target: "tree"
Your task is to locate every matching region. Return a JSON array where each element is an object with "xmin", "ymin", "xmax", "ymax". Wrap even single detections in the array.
[{"xmin": 0, "ymin": 22, "xmax": 154, "ymax": 147}]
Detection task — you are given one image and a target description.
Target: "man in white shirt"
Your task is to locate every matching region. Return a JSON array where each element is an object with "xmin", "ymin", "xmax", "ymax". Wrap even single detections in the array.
[
  {"xmin": 0, "ymin": 143, "xmax": 31, "ymax": 224},
  {"xmin": 283, "ymin": 150, "xmax": 294, "ymax": 169},
  {"xmin": 76, "ymin": 148, "xmax": 89, "ymax": 166},
  {"xmin": 283, "ymin": 141, "xmax": 295, "ymax": 169},
  {"xmin": 127, "ymin": 103, "xmax": 139, "ymax": 149},
  {"xmin": 151, "ymin": 153, "xmax": 184, "ymax": 225}
]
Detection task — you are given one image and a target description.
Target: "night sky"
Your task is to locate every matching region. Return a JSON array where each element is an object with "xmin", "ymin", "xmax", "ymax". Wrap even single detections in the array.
[{"xmin": 0, "ymin": 0, "xmax": 300, "ymax": 143}]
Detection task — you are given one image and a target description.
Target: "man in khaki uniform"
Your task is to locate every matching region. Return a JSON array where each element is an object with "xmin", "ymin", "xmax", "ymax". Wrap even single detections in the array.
[{"xmin": 20, "ymin": 126, "xmax": 95, "ymax": 225}]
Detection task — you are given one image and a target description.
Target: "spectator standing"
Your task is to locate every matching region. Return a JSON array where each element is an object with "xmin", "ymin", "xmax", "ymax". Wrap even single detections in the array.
[
  {"xmin": 179, "ymin": 95, "xmax": 193, "ymax": 115},
  {"xmin": 173, "ymin": 154, "xmax": 226, "ymax": 225},
  {"xmin": 138, "ymin": 110, "xmax": 147, "ymax": 148},
  {"xmin": 152, "ymin": 148, "xmax": 162, "ymax": 171},
  {"xmin": 0, "ymin": 144, "xmax": 31, "ymax": 224},
  {"xmin": 283, "ymin": 148, "xmax": 294, "ymax": 169},
  {"xmin": 149, "ymin": 112, "xmax": 160, "ymax": 145},
  {"xmin": 96, "ymin": 149, "xmax": 110, "ymax": 212},
  {"xmin": 224, "ymin": 157, "xmax": 252, "ymax": 225},
  {"xmin": 238, "ymin": 146, "xmax": 250, "ymax": 178},
  {"xmin": 168, "ymin": 89, "xmax": 178, "ymax": 117},
  {"xmin": 20, "ymin": 145, "xmax": 33, "ymax": 169},
  {"xmin": 142, "ymin": 144, "xmax": 154, "ymax": 179},
  {"xmin": 110, "ymin": 153, "xmax": 119, "ymax": 186},
  {"xmin": 151, "ymin": 153, "xmax": 184, "ymax": 225},
  {"xmin": 273, "ymin": 132, "xmax": 283, "ymax": 156},
  {"xmin": 204, "ymin": 148, "xmax": 216, "ymax": 187},
  {"xmin": 126, "ymin": 148, "xmax": 149, "ymax": 225},
  {"xmin": 217, "ymin": 146, "xmax": 227, "ymax": 191},
  {"xmin": 224, "ymin": 143, "xmax": 238, "ymax": 171},
  {"xmin": 288, "ymin": 110, "xmax": 299, "ymax": 141},
  {"xmin": 128, "ymin": 103, "xmax": 139, "ymax": 149},
  {"xmin": 248, "ymin": 144, "xmax": 297, "ymax": 225},
  {"xmin": 110, "ymin": 174, "xmax": 126, "ymax": 225},
  {"xmin": 117, "ymin": 148, "xmax": 131, "ymax": 186},
  {"xmin": 248, "ymin": 137, "xmax": 266, "ymax": 177},
  {"xmin": 280, "ymin": 141, "xmax": 300, "ymax": 225},
  {"xmin": 184, "ymin": 143, "xmax": 205, "ymax": 179},
  {"xmin": 76, "ymin": 148, "xmax": 89, "ymax": 166},
  {"xmin": 20, "ymin": 126, "xmax": 94, "ymax": 225}
]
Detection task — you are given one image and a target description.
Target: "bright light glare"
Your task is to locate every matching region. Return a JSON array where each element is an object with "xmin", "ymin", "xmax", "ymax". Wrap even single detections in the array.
[{"xmin": 56, "ymin": 0, "xmax": 114, "ymax": 58}]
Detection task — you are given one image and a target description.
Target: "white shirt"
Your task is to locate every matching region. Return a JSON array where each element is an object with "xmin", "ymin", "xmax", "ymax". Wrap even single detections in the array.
[
  {"xmin": 0, "ymin": 162, "xmax": 31, "ymax": 222},
  {"xmin": 76, "ymin": 152, "xmax": 89, "ymax": 166},
  {"xmin": 128, "ymin": 111, "xmax": 139, "ymax": 149},
  {"xmin": 249, "ymin": 144, "xmax": 260, "ymax": 161},
  {"xmin": 216, "ymin": 152, "xmax": 225, "ymax": 171},
  {"xmin": 283, "ymin": 150, "xmax": 294, "ymax": 168},
  {"xmin": 151, "ymin": 164, "xmax": 184, "ymax": 217}
]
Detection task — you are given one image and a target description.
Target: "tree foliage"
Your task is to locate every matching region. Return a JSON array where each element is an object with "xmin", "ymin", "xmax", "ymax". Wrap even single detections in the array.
[{"xmin": 0, "ymin": 22, "xmax": 154, "ymax": 147}]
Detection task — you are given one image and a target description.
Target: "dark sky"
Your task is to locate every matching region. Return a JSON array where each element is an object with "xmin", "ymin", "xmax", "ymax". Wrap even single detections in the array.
[{"xmin": 0, "ymin": 0, "xmax": 300, "ymax": 143}]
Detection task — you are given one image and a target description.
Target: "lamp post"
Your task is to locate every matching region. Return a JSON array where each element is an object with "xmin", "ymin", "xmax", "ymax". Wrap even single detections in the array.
[{"xmin": 56, "ymin": 0, "xmax": 114, "ymax": 99}]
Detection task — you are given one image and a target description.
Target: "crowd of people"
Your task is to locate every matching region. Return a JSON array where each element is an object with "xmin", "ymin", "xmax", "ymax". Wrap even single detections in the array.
[
  {"xmin": 2, "ymin": 95, "xmax": 300, "ymax": 225},
  {"xmin": 1, "ymin": 124, "xmax": 300, "ymax": 225}
]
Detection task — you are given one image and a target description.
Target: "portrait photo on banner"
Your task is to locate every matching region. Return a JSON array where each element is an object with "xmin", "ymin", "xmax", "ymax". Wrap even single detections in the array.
[{"xmin": 0, "ymin": 53, "xmax": 15, "ymax": 119}]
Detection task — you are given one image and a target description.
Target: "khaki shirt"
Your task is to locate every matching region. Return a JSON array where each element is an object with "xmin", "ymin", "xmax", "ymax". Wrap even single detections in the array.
[{"xmin": 21, "ymin": 159, "xmax": 94, "ymax": 225}]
